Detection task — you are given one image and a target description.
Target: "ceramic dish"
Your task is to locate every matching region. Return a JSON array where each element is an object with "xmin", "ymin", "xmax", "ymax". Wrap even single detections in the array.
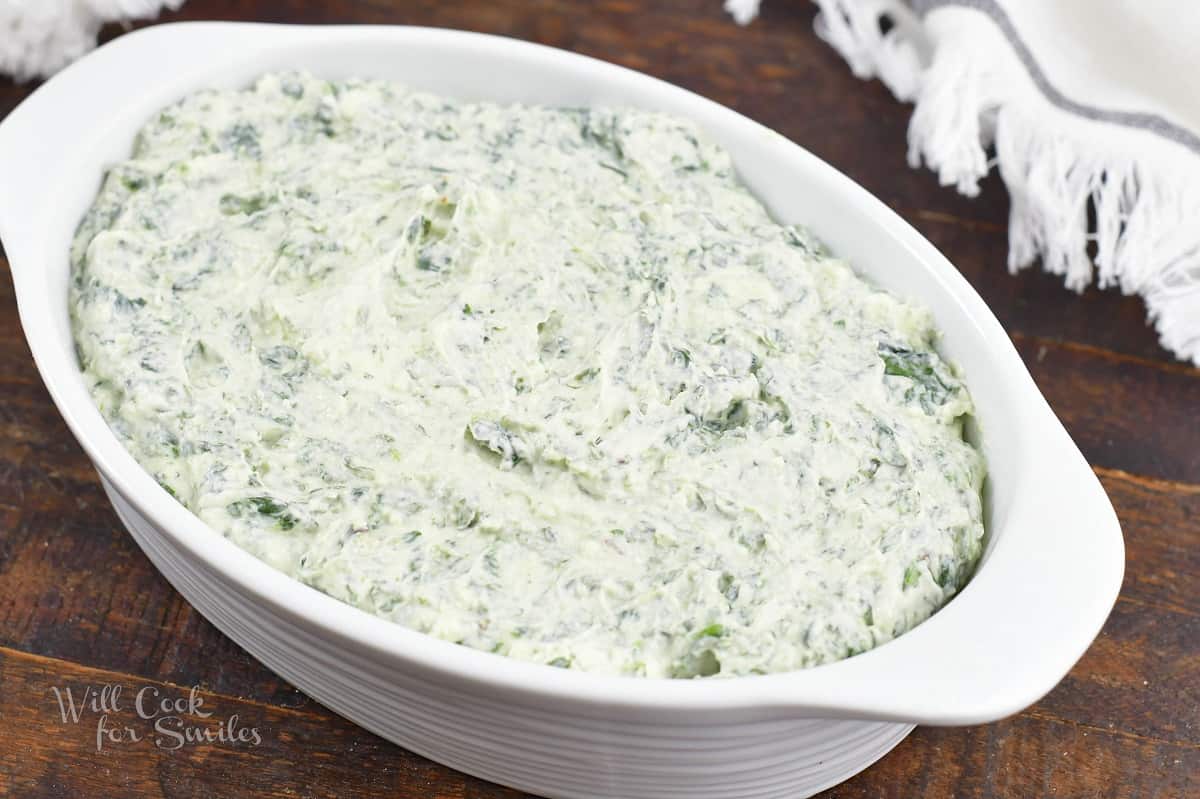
[{"xmin": 0, "ymin": 23, "xmax": 1124, "ymax": 799}]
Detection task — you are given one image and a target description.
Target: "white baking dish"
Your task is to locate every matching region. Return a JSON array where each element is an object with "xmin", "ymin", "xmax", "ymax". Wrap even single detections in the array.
[{"xmin": 0, "ymin": 22, "xmax": 1123, "ymax": 798}]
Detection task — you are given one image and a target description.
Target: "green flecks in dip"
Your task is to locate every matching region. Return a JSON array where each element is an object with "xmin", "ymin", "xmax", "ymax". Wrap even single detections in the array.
[{"xmin": 70, "ymin": 72, "xmax": 986, "ymax": 678}]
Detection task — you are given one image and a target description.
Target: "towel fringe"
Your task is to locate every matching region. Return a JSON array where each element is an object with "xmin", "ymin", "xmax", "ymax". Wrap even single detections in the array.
[{"xmin": 808, "ymin": 0, "xmax": 1200, "ymax": 364}]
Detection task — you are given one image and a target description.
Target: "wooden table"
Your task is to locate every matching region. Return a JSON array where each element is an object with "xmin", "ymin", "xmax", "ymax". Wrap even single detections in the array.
[{"xmin": 0, "ymin": 2, "xmax": 1195, "ymax": 797}]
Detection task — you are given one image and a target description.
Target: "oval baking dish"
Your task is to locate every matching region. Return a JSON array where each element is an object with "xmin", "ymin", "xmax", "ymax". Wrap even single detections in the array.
[{"xmin": 0, "ymin": 23, "xmax": 1124, "ymax": 799}]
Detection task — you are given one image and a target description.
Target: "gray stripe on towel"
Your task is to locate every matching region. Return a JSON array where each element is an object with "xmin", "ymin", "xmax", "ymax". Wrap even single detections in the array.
[{"xmin": 910, "ymin": 0, "xmax": 1200, "ymax": 154}]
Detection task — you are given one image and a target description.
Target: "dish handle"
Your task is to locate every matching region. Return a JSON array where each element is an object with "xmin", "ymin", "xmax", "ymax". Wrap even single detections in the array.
[{"xmin": 774, "ymin": 405, "xmax": 1126, "ymax": 725}]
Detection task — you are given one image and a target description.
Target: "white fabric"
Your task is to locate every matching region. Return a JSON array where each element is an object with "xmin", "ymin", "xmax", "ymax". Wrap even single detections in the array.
[
  {"xmin": 723, "ymin": 0, "xmax": 762, "ymax": 26},
  {"xmin": 0, "ymin": 0, "xmax": 183, "ymax": 81},
  {"xmin": 731, "ymin": 0, "xmax": 1200, "ymax": 364}
]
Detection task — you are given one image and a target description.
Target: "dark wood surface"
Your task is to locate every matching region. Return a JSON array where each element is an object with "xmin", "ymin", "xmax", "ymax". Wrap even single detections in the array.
[{"xmin": 0, "ymin": 2, "xmax": 1196, "ymax": 797}]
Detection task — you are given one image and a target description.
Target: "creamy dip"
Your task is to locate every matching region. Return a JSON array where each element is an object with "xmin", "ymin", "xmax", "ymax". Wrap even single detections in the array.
[{"xmin": 71, "ymin": 72, "xmax": 985, "ymax": 677}]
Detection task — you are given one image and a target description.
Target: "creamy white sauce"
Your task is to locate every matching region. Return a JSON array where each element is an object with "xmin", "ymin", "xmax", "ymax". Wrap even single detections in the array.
[{"xmin": 71, "ymin": 72, "xmax": 985, "ymax": 677}]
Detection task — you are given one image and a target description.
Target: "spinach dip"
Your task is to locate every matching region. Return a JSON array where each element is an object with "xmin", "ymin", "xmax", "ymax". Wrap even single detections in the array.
[{"xmin": 70, "ymin": 72, "xmax": 985, "ymax": 678}]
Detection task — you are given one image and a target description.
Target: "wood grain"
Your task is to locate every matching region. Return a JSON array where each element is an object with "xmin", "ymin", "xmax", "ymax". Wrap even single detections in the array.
[
  {"xmin": 0, "ymin": 646, "xmax": 528, "ymax": 799},
  {"xmin": 1, "ymin": 1, "xmax": 1197, "ymax": 797},
  {"xmin": 1016, "ymin": 337, "xmax": 1200, "ymax": 485},
  {"xmin": 0, "ymin": 639, "xmax": 1194, "ymax": 799}
]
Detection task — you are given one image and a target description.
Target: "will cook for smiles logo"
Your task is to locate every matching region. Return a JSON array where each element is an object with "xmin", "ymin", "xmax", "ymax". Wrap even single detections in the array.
[{"xmin": 50, "ymin": 682, "xmax": 263, "ymax": 753}]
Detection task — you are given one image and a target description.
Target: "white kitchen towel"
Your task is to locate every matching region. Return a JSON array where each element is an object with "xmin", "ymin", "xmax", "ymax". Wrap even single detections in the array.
[
  {"xmin": 730, "ymin": 0, "xmax": 1200, "ymax": 364},
  {"xmin": 0, "ymin": 0, "xmax": 183, "ymax": 81}
]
